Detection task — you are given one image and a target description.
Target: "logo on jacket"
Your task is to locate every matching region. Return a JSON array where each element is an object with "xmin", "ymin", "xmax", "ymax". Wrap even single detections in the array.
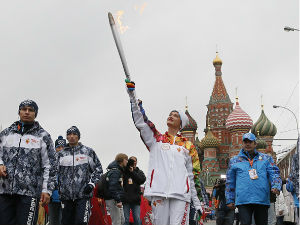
[
  {"xmin": 26, "ymin": 139, "xmax": 30, "ymax": 144},
  {"xmin": 177, "ymin": 148, "xmax": 181, "ymax": 152},
  {"xmin": 161, "ymin": 143, "xmax": 170, "ymax": 150}
]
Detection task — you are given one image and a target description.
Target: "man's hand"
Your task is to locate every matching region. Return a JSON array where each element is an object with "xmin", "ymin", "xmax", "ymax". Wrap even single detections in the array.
[
  {"xmin": 40, "ymin": 192, "xmax": 50, "ymax": 207},
  {"xmin": 271, "ymin": 188, "xmax": 280, "ymax": 195},
  {"xmin": 279, "ymin": 210, "xmax": 284, "ymax": 216},
  {"xmin": 129, "ymin": 166, "xmax": 134, "ymax": 172},
  {"xmin": 83, "ymin": 184, "xmax": 94, "ymax": 195},
  {"xmin": 227, "ymin": 203, "xmax": 235, "ymax": 210},
  {"xmin": 0, "ymin": 165, "xmax": 7, "ymax": 177},
  {"xmin": 125, "ymin": 79, "xmax": 135, "ymax": 91},
  {"xmin": 116, "ymin": 202, "xmax": 123, "ymax": 208}
]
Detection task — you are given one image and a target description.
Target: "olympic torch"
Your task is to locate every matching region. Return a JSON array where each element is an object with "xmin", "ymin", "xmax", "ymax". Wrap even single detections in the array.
[{"xmin": 108, "ymin": 12, "xmax": 131, "ymax": 81}]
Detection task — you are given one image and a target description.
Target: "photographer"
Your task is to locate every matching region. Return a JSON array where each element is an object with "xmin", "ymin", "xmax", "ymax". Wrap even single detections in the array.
[
  {"xmin": 123, "ymin": 156, "xmax": 146, "ymax": 225},
  {"xmin": 215, "ymin": 177, "xmax": 234, "ymax": 225}
]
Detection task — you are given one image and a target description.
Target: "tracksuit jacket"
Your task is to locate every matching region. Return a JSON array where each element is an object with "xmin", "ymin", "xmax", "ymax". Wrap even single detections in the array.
[
  {"xmin": 128, "ymin": 90, "xmax": 202, "ymax": 210},
  {"xmin": 225, "ymin": 149, "xmax": 281, "ymax": 206},
  {"xmin": 58, "ymin": 143, "xmax": 103, "ymax": 200},
  {"xmin": 0, "ymin": 121, "xmax": 57, "ymax": 197}
]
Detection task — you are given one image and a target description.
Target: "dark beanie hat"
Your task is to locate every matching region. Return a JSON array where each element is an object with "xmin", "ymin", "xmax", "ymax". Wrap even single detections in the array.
[
  {"xmin": 66, "ymin": 126, "xmax": 81, "ymax": 139},
  {"xmin": 18, "ymin": 99, "xmax": 39, "ymax": 117},
  {"xmin": 55, "ymin": 136, "xmax": 66, "ymax": 148}
]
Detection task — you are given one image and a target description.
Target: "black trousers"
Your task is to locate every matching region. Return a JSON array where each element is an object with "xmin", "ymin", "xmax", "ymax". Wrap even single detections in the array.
[
  {"xmin": 61, "ymin": 198, "xmax": 91, "ymax": 225},
  {"xmin": 0, "ymin": 194, "xmax": 39, "ymax": 225},
  {"xmin": 237, "ymin": 204, "xmax": 268, "ymax": 225}
]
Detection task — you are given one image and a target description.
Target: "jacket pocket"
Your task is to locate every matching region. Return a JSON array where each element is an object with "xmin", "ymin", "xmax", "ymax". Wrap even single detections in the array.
[{"xmin": 150, "ymin": 169, "xmax": 154, "ymax": 188}]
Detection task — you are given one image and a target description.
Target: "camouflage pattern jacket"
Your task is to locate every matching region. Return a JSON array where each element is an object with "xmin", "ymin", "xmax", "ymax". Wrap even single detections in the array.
[
  {"xmin": 58, "ymin": 143, "xmax": 103, "ymax": 200},
  {"xmin": 0, "ymin": 121, "xmax": 57, "ymax": 197}
]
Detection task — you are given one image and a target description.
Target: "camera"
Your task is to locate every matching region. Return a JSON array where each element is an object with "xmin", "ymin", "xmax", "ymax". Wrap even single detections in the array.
[{"xmin": 127, "ymin": 158, "xmax": 135, "ymax": 168}]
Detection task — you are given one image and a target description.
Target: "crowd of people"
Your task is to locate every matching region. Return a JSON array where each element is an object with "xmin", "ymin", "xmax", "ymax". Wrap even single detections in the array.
[{"xmin": 0, "ymin": 79, "xmax": 298, "ymax": 225}]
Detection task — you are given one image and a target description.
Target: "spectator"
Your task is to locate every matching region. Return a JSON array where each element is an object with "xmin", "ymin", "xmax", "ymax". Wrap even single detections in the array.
[
  {"xmin": 105, "ymin": 153, "xmax": 128, "ymax": 225},
  {"xmin": 215, "ymin": 178, "xmax": 234, "ymax": 225},
  {"xmin": 286, "ymin": 141, "xmax": 299, "ymax": 224},
  {"xmin": 225, "ymin": 133, "xmax": 281, "ymax": 225},
  {"xmin": 275, "ymin": 187, "xmax": 287, "ymax": 225},
  {"xmin": 282, "ymin": 180, "xmax": 295, "ymax": 224},
  {"xmin": 123, "ymin": 156, "xmax": 146, "ymax": 225}
]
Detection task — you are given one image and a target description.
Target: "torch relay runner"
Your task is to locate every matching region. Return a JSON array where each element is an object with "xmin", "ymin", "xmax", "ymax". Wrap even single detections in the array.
[{"xmin": 125, "ymin": 80, "xmax": 203, "ymax": 225}]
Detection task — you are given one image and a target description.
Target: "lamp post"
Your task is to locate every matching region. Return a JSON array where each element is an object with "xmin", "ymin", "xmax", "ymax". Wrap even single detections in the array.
[
  {"xmin": 273, "ymin": 105, "xmax": 299, "ymax": 140},
  {"xmin": 284, "ymin": 26, "xmax": 300, "ymax": 32}
]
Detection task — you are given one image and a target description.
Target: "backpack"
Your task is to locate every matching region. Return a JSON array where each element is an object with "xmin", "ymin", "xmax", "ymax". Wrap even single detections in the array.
[
  {"xmin": 97, "ymin": 172, "xmax": 110, "ymax": 199},
  {"xmin": 97, "ymin": 168, "xmax": 118, "ymax": 199}
]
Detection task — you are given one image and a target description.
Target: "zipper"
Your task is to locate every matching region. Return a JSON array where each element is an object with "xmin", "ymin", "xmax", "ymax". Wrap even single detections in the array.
[
  {"xmin": 166, "ymin": 135, "xmax": 176, "ymax": 199},
  {"xmin": 72, "ymin": 147, "xmax": 75, "ymax": 201},
  {"xmin": 11, "ymin": 136, "xmax": 22, "ymax": 194}
]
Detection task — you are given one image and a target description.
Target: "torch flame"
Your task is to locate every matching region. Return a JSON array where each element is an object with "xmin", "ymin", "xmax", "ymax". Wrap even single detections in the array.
[
  {"xmin": 115, "ymin": 10, "xmax": 129, "ymax": 34},
  {"xmin": 134, "ymin": 2, "xmax": 147, "ymax": 15}
]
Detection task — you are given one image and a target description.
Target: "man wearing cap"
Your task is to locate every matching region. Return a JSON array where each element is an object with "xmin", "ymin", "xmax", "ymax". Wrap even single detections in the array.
[
  {"xmin": 48, "ymin": 136, "xmax": 66, "ymax": 225},
  {"xmin": 58, "ymin": 126, "xmax": 103, "ymax": 225},
  {"xmin": 125, "ymin": 81, "xmax": 203, "ymax": 225},
  {"xmin": 0, "ymin": 99, "xmax": 57, "ymax": 225},
  {"xmin": 225, "ymin": 133, "xmax": 282, "ymax": 225}
]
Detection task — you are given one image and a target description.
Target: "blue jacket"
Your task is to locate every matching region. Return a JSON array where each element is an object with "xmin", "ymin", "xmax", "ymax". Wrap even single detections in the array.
[
  {"xmin": 106, "ymin": 161, "xmax": 125, "ymax": 203},
  {"xmin": 286, "ymin": 179, "xmax": 299, "ymax": 208},
  {"xmin": 225, "ymin": 149, "xmax": 281, "ymax": 206}
]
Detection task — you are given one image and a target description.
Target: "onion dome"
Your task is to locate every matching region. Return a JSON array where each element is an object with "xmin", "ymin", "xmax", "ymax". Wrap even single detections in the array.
[
  {"xmin": 201, "ymin": 127, "xmax": 220, "ymax": 149},
  {"xmin": 213, "ymin": 53, "xmax": 222, "ymax": 66},
  {"xmin": 256, "ymin": 138, "xmax": 267, "ymax": 150},
  {"xmin": 181, "ymin": 109, "xmax": 198, "ymax": 132},
  {"xmin": 251, "ymin": 107, "xmax": 277, "ymax": 137},
  {"xmin": 225, "ymin": 98, "xmax": 253, "ymax": 131}
]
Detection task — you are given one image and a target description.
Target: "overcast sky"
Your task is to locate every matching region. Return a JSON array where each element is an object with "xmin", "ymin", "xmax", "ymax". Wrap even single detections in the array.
[{"xmin": 0, "ymin": 0, "xmax": 298, "ymax": 173}]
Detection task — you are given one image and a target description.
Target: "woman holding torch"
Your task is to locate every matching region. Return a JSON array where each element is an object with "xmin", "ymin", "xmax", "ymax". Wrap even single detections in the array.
[{"xmin": 125, "ymin": 81, "xmax": 203, "ymax": 225}]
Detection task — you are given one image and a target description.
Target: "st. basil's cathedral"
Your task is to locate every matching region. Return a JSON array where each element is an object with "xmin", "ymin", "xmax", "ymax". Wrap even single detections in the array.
[{"xmin": 180, "ymin": 53, "xmax": 278, "ymax": 188}]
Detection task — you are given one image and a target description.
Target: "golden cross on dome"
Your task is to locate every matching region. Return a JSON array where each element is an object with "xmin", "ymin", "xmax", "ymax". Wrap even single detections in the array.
[
  {"xmin": 261, "ymin": 94, "xmax": 264, "ymax": 109},
  {"xmin": 235, "ymin": 87, "xmax": 239, "ymax": 102},
  {"xmin": 185, "ymin": 96, "xmax": 188, "ymax": 110}
]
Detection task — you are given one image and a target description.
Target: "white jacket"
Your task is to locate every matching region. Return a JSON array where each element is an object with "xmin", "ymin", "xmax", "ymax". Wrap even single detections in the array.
[
  {"xmin": 275, "ymin": 191, "xmax": 288, "ymax": 216},
  {"xmin": 129, "ymin": 91, "xmax": 202, "ymax": 211}
]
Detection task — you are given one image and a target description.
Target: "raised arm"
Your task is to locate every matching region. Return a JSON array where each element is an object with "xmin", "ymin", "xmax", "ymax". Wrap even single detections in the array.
[{"xmin": 126, "ymin": 81, "xmax": 160, "ymax": 150}]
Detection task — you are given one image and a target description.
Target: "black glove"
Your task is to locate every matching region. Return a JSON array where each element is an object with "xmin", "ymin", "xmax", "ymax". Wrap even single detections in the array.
[{"xmin": 83, "ymin": 184, "xmax": 94, "ymax": 195}]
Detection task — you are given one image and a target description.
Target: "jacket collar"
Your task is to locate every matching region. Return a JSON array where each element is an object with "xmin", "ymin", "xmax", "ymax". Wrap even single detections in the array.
[
  {"xmin": 11, "ymin": 121, "xmax": 41, "ymax": 134},
  {"xmin": 64, "ymin": 142, "xmax": 83, "ymax": 151},
  {"xmin": 239, "ymin": 148, "xmax": 259, "ymax": 159}
]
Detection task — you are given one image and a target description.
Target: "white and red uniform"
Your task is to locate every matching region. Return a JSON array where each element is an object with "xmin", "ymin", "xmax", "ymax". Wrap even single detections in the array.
[{"xmin": 128, "ymin": 91, "xmax": 202, "ymax": 225}]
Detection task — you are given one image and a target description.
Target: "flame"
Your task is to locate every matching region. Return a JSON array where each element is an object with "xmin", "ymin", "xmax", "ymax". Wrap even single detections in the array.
[
  {"xmin": 134, "ymin": 2, "xmax": 147, "ymax": 15},
  {"xmin": 115, "ymin": 10, "xmax": 129, "ymax": 34}
]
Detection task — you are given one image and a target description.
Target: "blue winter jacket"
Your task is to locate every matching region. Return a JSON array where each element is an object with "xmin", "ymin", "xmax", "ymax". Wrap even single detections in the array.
[{"xmin": 225, "ymin": 149, "xmax": 281, "ymax": 206}]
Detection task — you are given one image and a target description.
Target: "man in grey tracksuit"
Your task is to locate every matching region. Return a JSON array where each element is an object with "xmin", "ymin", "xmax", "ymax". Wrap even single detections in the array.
[
  {"xmin": 58, "ymin": 126, "xmax": 103, "ymax": 225},
  {"xmin": 0, "ymin": 100, "xmax": 57, "ymax": 225}
]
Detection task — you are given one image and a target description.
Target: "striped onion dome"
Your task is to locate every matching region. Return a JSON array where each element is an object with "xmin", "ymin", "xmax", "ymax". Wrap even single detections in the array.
[
  {"xmin": 201, "ymin": 128, "xmax": 220, "ymax": 149},
  {"xmin": 181, "ymin": 110, "xmax": 198, "ymax": 131},
  {"xmin": 225, "ymin": 100, "xmax": 253, "ymax": 131},
  {"xmin": 251, "ymin": 109, "xmax": 277, "ymax": 137}
]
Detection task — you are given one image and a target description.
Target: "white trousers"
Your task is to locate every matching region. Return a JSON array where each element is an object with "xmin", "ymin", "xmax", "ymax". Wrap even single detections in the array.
[
  {"xmin": 105, "ymin": 200, "xmax": 125, "ymax": 225},
  {"xmin": 151, "ymin": 197, "xmax": 190, "ymax": 225}
]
